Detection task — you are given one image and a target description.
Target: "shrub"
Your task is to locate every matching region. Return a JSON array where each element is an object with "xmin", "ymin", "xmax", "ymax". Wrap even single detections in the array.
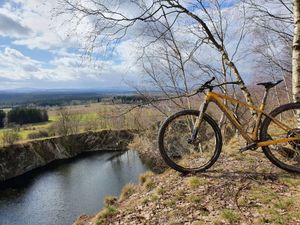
[
  {"xmin": 52, "ymin": 108, "xmax": 82, "ymax": 136},
  {"xmin": 104, "ymin": 196, "xmax": 117, "ymax": 207},
  {"xmin": 1, "ymin": 129, "xmax": 20, "ymax": 146},
  {"xmin": 27, "ymin": 130, "xmax": 49, "ymax": 139}
]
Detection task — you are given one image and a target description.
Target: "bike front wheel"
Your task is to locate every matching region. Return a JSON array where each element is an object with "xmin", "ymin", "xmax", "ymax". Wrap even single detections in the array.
[
  {"xmin": 260, "ymin": 103, "xmax": 300, "ymax": 173},
  {"xmin": 158, "ymin": 110, "xmax": 222, "ymax": 173}
]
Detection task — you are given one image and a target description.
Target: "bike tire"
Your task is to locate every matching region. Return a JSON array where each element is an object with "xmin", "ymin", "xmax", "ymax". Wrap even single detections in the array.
[
  {"xmin": 158, "ymin": 110, "xmax": 222, "ymax": 173},
  {"xmin": 260, "ymin": 102, "xmax": 300, "ymax": 173}
]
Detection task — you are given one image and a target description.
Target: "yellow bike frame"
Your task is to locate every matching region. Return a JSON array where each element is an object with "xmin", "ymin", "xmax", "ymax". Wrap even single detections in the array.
[{"xmin": 197, "ymin": 91, "xmax": 300, "ymax": 148}]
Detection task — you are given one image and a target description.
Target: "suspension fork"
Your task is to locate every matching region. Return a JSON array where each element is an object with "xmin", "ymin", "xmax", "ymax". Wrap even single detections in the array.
[{"xmin": 188, "ymin": 100, "xmax": 210, "ymax": 143}]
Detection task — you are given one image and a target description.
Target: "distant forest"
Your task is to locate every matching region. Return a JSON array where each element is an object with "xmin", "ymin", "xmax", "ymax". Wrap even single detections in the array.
[
  {"xmin": 0, "ymin": 108, "xmax": 48, "ymax": 127},
  {"xmin": 0, "ymin": 91, "xmax": 143, "ymax": 108}
]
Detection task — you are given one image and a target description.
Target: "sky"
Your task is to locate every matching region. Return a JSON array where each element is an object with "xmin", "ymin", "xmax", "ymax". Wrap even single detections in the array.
[
  {"xmin": 0, "ymin": 0, "xmax": 141, "ymax": 90},
  {"xmin": 0, "ymin": 0, "xmax": 289, "ymax": 91}
]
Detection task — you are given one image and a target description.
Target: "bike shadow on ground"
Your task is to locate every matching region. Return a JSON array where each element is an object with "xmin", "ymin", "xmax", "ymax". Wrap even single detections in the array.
[{"xmin": 181, "ymin": 169, "xmax": 300, "ymax": 182}]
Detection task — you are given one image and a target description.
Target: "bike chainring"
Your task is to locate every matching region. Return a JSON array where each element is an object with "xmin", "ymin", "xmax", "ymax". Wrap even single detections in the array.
[{"xmin": 287, "ymin": 128, "xmax": 300, "ymax": 151}]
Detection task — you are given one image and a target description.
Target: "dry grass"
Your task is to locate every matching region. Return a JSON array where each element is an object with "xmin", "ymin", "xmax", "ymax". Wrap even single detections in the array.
[
  {"xmin": 104, "ymin": 196, "xmax": 117, "ymax": 207},
  {"xmin": 95, "ymin": 206, "xmax": 118, "ymax": 225},
  {"xmin": 119, "ymin": 183, "xmax": 136, "ymax": 201},
  {"xmin": 139, "ymin": 171, "xmax": 154, "ymax": 185}
]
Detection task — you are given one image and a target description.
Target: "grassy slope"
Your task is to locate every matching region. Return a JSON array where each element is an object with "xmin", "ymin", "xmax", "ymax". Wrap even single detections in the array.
[{"xmin": 74, "ymin": 138, "xmax": 300, "ymax": 225}]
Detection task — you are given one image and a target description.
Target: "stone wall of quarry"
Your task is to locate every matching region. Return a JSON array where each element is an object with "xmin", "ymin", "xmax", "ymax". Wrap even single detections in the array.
[{"xmin": 0, "ymin": 130, "xmax": 134, "ymax": 181}]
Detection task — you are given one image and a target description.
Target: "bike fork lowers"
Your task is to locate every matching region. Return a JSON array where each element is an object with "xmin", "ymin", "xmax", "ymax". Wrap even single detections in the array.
[{"xmin": 188, "ymin": 101, "xmax": 209, "ymax": 144}]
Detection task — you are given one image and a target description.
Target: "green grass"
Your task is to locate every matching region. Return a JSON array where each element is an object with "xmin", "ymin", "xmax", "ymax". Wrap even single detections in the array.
[
  {"xmin": 221, "ymin": 209, "xmax": 240, "ymax": 223},
  {"xmin": 259, "ymin": 208, "xmax": 291, "ymax": 225},
  {"xmin": 274, "ymin": 197, "xmax": 294, "ymax": 210},
  {"xmin": 279, "ymin": 177, "xmax": 300, "ymax": 187},
  {"xmin": 165, "ymin": 199, "xmax": 176, "ymax": 208},
  {"xmin": 96, "ymin": 206, "xmax": 118, "ymax": 224},
  {"xmin": 156, "ymin": 187, "xmax": 166, "ymax": 195},
  {"xmin": 186, "ymin": 176, "xmax": 207, "ymax": 189},
  {"xmin": 249, "ymin": 185, "xmax": 278, "ymax": 204},
  {"xmin": 188, "ymin": 194, "xmax": 202, "ymax": 204}
]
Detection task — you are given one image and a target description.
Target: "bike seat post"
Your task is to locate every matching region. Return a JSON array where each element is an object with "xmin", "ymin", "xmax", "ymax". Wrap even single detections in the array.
[{"xmin": 260, "ymin": 88, "xmax": 270, "ymax": 111}]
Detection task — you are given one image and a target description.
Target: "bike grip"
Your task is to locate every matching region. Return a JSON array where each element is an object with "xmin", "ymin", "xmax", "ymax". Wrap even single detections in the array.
[
  {"xmin": 276, "ymin": 79, "xmax": 283, "ymax": 84},
  {"xmin": 205, "ymin": 77, "xmax": 215, "ymax": 85}
]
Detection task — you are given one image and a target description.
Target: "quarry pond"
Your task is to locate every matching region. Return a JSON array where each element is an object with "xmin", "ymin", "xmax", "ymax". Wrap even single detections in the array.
[{"xmin": 0, "ymin": 150, "xmax": 150, "ymax": 225}]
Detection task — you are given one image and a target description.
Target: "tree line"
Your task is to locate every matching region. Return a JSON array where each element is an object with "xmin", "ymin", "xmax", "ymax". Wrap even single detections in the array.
[{"xmin": 0, "ymin": 108, "xmax": 49, "ymax": 128}]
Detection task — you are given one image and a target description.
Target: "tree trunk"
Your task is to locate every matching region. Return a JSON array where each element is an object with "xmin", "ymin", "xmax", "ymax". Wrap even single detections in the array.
[
  {"xmin": 170, "ymin": 2, "xmax": 257, "ymax": 116},
  {"xmin": 293, "ymin": 0, "xmax": 300, "ymax": 102}
]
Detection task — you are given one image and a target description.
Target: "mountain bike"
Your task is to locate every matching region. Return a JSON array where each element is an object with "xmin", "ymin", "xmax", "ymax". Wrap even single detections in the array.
[{"xmin": 158, "ymin": 77, "xmax": 300, "ymax": 173}]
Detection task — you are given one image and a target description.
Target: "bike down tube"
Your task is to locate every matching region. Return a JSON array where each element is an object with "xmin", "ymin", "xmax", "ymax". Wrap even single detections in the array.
[
  {"xmin": 205, "ymin": 92, "xmax": 254, "ymax": 143},
  {"xmin": 258, "ymin": 138, "xmax": 300, "ymax": 147}
]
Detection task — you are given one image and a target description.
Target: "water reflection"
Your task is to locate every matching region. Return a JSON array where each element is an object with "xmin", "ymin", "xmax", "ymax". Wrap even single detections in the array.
[{"xmin": 0, "ymin": 150, "xmax": 149, "ymax": 225}]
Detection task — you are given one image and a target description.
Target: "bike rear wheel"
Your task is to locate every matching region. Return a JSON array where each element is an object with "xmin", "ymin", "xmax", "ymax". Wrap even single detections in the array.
[
  {"xmin": 158, "ymin": 110, "xmax": 222, "ymax": 173},
  {"xmin": 260, "ymin": 103, "xmax": 300, "ymax": 173}
]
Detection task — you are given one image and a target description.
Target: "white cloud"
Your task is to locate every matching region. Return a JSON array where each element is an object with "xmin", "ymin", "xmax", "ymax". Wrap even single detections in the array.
[
  {"xmin": 0, "ymin": 47, "xmax": 41, "ymax": 79},
  {"xmin": 0, "ymin": 0, "xmax": 289, "ymax": 90},
  {"xmin": 0, "ymin": 0, "xmax": 75, "ymax": 50},
  {"xmin": 0, "ymin": 46, "xmax": 133, "ymax": 89},
  {"xmin": 0, "ymin": 13, "xmax": 31, "ymax": 38}
]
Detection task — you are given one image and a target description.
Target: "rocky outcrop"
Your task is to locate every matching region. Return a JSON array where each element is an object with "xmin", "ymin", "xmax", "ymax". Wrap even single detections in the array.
[{"xmin": 0, "ymin": 130, "xmax": 134, "ymax": 181}]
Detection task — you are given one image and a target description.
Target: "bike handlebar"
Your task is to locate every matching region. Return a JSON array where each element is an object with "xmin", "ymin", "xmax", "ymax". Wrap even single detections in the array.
[
  {"xmin": 195, "ymin": 77, "xmax": 241, "ymax": 94},
  {"xmin": 196, "ymin": 77, "xmax": 215, "ymax": 93}
]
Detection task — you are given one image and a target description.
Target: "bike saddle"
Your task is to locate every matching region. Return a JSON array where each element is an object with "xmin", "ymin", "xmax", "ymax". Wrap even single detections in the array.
[{"xmin": 256, "ymin": 79, "xmax": 283, "ymax": 89}]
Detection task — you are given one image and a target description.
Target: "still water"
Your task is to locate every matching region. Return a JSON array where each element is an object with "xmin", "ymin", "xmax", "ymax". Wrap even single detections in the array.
[{"xmin": 0, "ymin": 150, "xmax": 149, "ymax": 225}]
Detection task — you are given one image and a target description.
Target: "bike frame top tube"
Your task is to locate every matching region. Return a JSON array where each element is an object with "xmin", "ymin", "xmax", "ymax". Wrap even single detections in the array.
[{"xmin": 203, "ymin": 91, "xmax": 292, "ymax": 143}]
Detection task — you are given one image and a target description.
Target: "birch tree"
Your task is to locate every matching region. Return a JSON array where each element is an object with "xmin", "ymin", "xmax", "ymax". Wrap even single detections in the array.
[{"xmin": 293, "ymin": 0, "xmax": 300, "ymax": 102}]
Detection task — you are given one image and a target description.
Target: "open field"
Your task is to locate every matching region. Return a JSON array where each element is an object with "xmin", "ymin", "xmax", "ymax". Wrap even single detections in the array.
[{"xmin": 0, "ymin": 103, "xmax": 164, "ymax": 146}]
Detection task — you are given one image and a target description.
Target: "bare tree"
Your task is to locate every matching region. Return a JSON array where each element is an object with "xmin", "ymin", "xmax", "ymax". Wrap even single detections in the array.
[
  {"xmin": 244, "ymin": 0, "xmax": 293, "ymax": 104},
  {"xmin": 53, "ymin": 107, "xmax": 82, "ymax": 136},
  {"xmin": 0, "ymin": 129, "xmax": 20, "ymax": 146},
  {"xmin": 57, "ymin": 0, "xmax": 255, "ymax": 110},
  {"xmin": 293, "ymin": 0, "xmax": 300, "ymax": 102}
]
